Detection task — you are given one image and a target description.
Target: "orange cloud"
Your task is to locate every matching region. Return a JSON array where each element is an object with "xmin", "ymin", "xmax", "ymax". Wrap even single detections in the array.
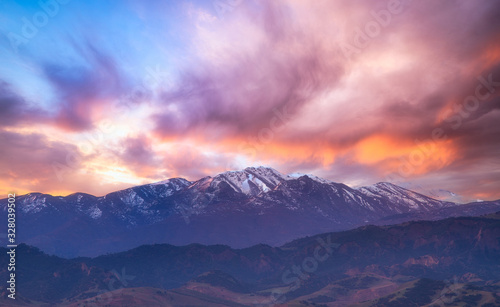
[{"xmin": 355, "ymin": 134, "xmax": 456, "ymax": 176}]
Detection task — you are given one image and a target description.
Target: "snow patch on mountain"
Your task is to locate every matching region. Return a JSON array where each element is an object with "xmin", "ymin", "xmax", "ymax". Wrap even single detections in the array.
[
  {"xmin": 150, "ymin": 179, "xmax": 172, "ymax": 186},
  {"xmin": 21, "ymin": 194, "xmax": 47, "ymax": 213},
  {"xmin": 289, "ymin": 173, "xmax": 333, "ymax": 185},
  {"xmin": 241, "ymin": 178, "xmax": 251, "ymax": 193},
  {"xmin": 88, "ymin": 206, "xmax": 102, "ymax": 219},
  {"xmin": 119, "ymin": 190, "xmax": 144, "ymax": 207},
  {"xmin": 212, "ymin": 167, "xmax": 286, "ymax": 195}
]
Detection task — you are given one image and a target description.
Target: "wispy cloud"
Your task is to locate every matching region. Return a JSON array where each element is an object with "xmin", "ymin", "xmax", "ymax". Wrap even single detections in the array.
[{"xmin": 0, "ymin": 0, "xmax": 499, "ymax": 200}]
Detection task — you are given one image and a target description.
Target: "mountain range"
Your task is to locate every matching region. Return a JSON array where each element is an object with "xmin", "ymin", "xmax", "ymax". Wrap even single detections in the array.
[{"xmin": 1, "ymin": 166, "xmax": 499, "ymax": 257}]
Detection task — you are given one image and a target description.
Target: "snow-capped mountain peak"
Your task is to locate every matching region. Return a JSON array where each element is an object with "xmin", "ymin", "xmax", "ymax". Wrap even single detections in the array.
[
  {"xmin": 288, "ymin": 172, "xmax": 334, "ymax": 185},
  {"xmin": 356, "ymin": 182, "xmax": 455, "ymax": 211},
  {"xmin": 149, "ymin": 177, "xmax": 191, "ymax": 188},
  {"xmin": 212, "ymin": 167, "xmax": 288, "ymax": 195}
]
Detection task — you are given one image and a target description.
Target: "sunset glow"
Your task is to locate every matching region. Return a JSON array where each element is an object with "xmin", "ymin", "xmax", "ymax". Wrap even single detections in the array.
[{"xmin": 0, "ymin": 0, "xmax": 499, "ymax": 201}]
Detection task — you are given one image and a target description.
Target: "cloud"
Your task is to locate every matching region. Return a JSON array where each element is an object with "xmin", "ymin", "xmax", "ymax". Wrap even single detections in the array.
[
  {"xmin": 0, "ymin": 130, "xmax": 134, "ymax": 196},
  {"xmin": 145, "ymin": 0, "xmax": 500, "ymax": 199},
  {"xmin": 0, "ymin": 130, "xmax": 82, "ymax": 193},
  {"xmin": 1, "ymin": 0, "xmax": 500, "ymax": 200},
  {"xmin": 116, "ymin": 135, "xmax": 161, "ymax": 178},
  {"xmin": 0, "ymin": 81, "xmax": 49, "ymax": 127},
  {"xmin": 43, "ymin": 42, "xmax": 126, "ymax": 131},
  {"xmin": 161, "ymin": 144, "xmax": 234, "ymax": 180},
  {"xmin": 152, "ymin": 0, "xmax": 344, "ymax": 139}
]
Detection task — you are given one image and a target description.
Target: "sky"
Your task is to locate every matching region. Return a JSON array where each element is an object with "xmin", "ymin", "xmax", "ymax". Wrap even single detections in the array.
[{"xmin": 0, "ymin": 0, "xmax": 499, "ymax": 201}]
